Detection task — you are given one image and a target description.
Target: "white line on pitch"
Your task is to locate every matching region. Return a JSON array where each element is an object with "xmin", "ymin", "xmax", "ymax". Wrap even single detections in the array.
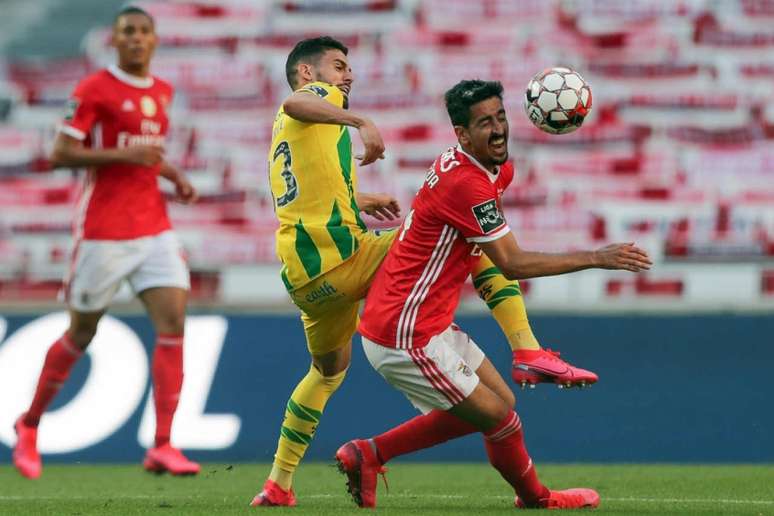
[
  {"xmin": 309, "ymin": 494, "xmax": 774, "ymax": 505},
  {"xmin": 606, "ymin": 497, "xmax": 774, "ymax": 506},
  {"xmin": 310, "ymin": 493, "xmax": 774, "ymax": 505},
  {"xmin": 1, "ymin": 494, "xmax": 773, "ymax": 506}
]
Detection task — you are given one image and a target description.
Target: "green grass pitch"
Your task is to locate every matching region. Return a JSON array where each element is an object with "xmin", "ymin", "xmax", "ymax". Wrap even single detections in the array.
[{"xmin": 1, "ymin": 463, "xmax": 773, "ymax": 515}]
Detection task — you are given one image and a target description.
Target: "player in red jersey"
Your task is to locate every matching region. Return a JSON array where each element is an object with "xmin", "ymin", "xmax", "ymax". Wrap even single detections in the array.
[
  {"xmin": 336, "ymin": 80, "xmax": 652, "ymax": 509},
  {"xmin": 12, "ymin": 7, "xmax": 200, "ymax": 479}
]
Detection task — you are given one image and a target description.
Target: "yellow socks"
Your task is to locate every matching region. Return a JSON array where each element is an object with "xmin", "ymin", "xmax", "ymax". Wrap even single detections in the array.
[
  {"xmin": 269, "ymin": 364, "xmax": 347, "ymax": 490},
  {"xmin": 471, "ymin": 254, "xmax": 540, "ymax": 351}
]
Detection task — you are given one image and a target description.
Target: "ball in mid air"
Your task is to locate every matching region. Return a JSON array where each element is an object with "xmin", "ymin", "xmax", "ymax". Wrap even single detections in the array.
[{"xmin": 524, "ymin": 67, "xmax": 592, "ymax": 135}]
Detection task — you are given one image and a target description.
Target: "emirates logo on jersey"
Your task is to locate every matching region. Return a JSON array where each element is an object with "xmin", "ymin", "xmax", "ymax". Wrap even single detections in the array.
[{"xmin": 140, "ymin": 96, "xmax": 157, "ymax": 117}]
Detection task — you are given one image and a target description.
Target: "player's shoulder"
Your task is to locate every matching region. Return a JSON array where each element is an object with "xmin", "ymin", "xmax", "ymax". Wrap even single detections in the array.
[
  {"xmin": 152, "ymin": 75, "xmax": 174, "ymax": 95},
  {"xmin": 433, "ymin": 146, "xmax": 493, "ymax": 187},
  {"xmin": 500, "ymin": 160, "xmax": 515, "ymax": 184},
  {"xmin": 296, "ymin": 81, "xmax": 344, "ymax": 102},
  {"xmin": 72, "ymin": 69, "xmax": 112, "ymax": 95},
  {"xmin": 431, "ymin": 146, "xmax": 465, "ymax": 173}
]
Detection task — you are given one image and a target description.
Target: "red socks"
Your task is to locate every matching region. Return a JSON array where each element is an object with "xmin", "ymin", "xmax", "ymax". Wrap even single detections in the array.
[
  {"xmin": 22, "ymin": 330, "xmax": 185, "ymax": 450},
  {"xmin": 484, "ymin": 411, "xmax": 549, "ymax": 505},
  {"xmin": 152, "ymin": 334, "xmax": 184, "ymax": 448},
  {"xmin": 373, "ymin": 409, "xmax": 478, "ymax": 463},
  {"xmin": 371, "ymin": 408, "xmax": 548, "ymax": 506},
  {"xmin": 23, "ymin": 333, "xmax": 83, "ymax": 427}
]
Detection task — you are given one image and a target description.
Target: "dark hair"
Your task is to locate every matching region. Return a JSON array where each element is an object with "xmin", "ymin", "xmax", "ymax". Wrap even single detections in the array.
[
  {"xmin": 285, "ymin": 36, "xmax": 348, "ymax": 89},
  {"xmin": 114, "ymin": 6, "xmax": 154, "ymax": 27},
  {"xmin": 444, "ymin": 79, "xmax": 504, "ymax": 127}
]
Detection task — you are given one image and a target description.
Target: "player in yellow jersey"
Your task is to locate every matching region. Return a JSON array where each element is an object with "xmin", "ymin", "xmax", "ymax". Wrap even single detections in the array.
[{"xmin": 251, "ymin": 36, "xmax": 597, "ymax": 507}]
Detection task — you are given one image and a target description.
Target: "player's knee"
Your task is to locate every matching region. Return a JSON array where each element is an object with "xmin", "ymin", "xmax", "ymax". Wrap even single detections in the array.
[
  {"xmin": 314, "ymin": 365, "xmax": 347, "ymax": 393},
  {"xmin": 312, "ymin": 346, "xmax": 352, "ymax": 376},
  {"xmin": 324, "ymin": 368, "xmax": 347, "ymax": 387},
  {"xmin": 503, "ymin": 389, "xmax": 516, "ymax": 409},
  {"xmin": 156, "ymin": 313, "xmax": 186, "ymax": 335},
  {"xmin": 491, "ymin": 400, "xmax": 513, "ymax": 427},
  {"xmin": 67, "ymin": 327, "xmax": 96, "ymax": 350}
]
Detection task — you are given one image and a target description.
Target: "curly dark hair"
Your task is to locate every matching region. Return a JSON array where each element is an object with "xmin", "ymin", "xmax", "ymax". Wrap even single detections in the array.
[
  {"xmin": 444, "ymin": 79, "xmax": 504, "ymax": 127},
  {"xmin": 285, "ymin": 36, "xmax": 348, "ymax": 89}
]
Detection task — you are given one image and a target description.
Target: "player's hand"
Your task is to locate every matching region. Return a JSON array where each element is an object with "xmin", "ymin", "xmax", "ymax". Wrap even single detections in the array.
[
  {"xmin": 358, "ymin": 193, "xmax": 401, "ymax": 221},
  {"xmin": 174, "ymin": 176, "xmax": 198, "ymax": 204},
  {"xmin": 123, "ymin": 145, "xmax": 165, "ymax": 167},
  {"xmin": 592, "ymin": 243, "xmax": 652, "ymax": 272},
  {"xmin": 355, "ymin": 118, "xmax": 385, "ymax": 166}
]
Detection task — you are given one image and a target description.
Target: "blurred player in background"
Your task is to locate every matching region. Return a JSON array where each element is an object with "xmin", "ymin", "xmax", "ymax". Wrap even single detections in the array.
[
  {"xmin": 336, "ymin": 79, "xmax": 652, "ymax": 509},
  {"xmin": 12, "ymin": 6, "xmax": 200, "ymax": 479},
  {"xmin": 254, "ymin": 37, "xmax": 597, "ymax": 507}
]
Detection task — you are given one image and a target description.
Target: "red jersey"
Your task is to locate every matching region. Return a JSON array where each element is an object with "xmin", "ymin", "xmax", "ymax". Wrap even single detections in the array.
[
  {"xmin": 359, "ymin": 145, "xmax": 514, "ymax": 349},
  {"xmin": 60, "ymin": 65, "xmax": 174, "ymax": 240}
]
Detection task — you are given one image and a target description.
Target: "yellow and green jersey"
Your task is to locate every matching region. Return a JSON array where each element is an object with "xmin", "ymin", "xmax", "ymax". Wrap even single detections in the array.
[{"xmin": 269, "ymin": 81, "xmax": 368, "ymax": 291}]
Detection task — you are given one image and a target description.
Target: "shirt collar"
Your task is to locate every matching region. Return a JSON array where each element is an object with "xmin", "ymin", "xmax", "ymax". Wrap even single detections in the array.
[
  {"xmin": 456, "ymin": 144, "xmax": 499, "ymax": 183},
  {"xmin": 108, "ymin": 64, "xmax": 154, "ymax": 89}
]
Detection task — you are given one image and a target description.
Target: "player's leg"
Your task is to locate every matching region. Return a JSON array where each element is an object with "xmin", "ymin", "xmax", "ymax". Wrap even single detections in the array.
[
  {"xmin": 339, "ymin": 327, "xmax": 598, "ymax": 509},
  {"xmin": 253, "ymin": 296, "xmax": 358, "ymax": 507},
  {"xmin": 452, "ymin": 376, "xmax": 599, "ymax": 509},
  {"xmin": 471, "ymin": 253, "xmax": 598, "ymax": 389},
  {"xmin": 334, "ymin": 330, "xmax": 510, "ymax": 494},
  {"xmin": 13, "ymin": 239, "xmax": 129, "ymax": 479},
  {"xmin": 337, "ymin": 327, "xmax": 493, "ymax": 507},
  {"xmin": 138, "ymin": 285, "xmax": 187, "ymax": 451},
  {"xmin": 358, "ymin": 329, "xmax": 512, "ymax": 466},
  {"xmin": 131, "ymin": 231, "xmax": 198, "ymax": 475},
  {"xmin": 136, "ymin": 285, "xmax": 199, "ymax": 475},
  {"xmin": 13, "ymin": 309, "xmax": 103, "ymax": 479},
  {"xmin": 449, "ymin": 334, "xmax": 598, "ymax": 508},
  {"xmin": 254, "ymin": 230, "xmax": 394, "ymax": 506}
]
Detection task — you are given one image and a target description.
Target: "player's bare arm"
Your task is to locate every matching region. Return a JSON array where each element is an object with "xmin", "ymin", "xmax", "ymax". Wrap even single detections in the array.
[
  {"xmin": 356, "ymin": 192, "xmax": 401, "ymax": 221},
  {"xmin": 159, "ymin": 162, "xmax": 198, "ymax": 204},
  {"xmin": 479, "ymin": 231, "xmax": 652, "ymax": 280},
  {"xmin": 50, "ymin": 133, "xmax": 164, "ymax": 168},
  {"xmin": 282, "ymin": 92, "xmax": 385, "ymax": 166}
]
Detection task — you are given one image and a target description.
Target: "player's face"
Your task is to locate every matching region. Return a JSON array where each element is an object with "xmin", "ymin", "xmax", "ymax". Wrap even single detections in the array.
[
  {"xmin": 455, "ymin": 96, "xmax": 509, "ymax": 171},
  {"xmin": 311, "ymin": 49, "xmax": 353, "ymax": 96},
  {"xmin": 112, "ymin": 14, "xmax": 157, "ymax": 71}
]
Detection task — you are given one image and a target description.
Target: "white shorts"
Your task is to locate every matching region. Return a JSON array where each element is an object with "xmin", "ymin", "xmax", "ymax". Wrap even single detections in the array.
[
  {"xmin": 64, "ymin": 230, "xmax": 190, "ymax": 312},
  {"xmin": 362, "ymin": 324, "xmax": 485, "ymax": 414}
]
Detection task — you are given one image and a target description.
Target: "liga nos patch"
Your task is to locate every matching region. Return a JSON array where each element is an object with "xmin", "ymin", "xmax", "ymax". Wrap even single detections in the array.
[{"xmin": 471, "ymin": 199, "xmax": 504, "ymax": 234}]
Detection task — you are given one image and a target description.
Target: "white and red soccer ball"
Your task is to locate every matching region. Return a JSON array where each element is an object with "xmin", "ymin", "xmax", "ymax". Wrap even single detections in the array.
[{"xmin": 524, "ymin": 67, "xmax": 592, "ymax": 134}]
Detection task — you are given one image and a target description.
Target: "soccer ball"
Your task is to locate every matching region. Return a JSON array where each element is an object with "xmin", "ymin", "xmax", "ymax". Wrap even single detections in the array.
[{"xmin": 524, "ymin": 67, "xmax": 592, "ymax": 134}]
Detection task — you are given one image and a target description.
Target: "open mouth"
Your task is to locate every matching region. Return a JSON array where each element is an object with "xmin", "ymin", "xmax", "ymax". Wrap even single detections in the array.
[{"xmin": 489, "ymin": 135, "xmax": 506, "ymax": 152}]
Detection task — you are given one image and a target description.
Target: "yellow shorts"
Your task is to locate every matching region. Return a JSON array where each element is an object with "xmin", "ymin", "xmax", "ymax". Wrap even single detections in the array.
[{"xmin": 289, "ymin": 229, "xmax": 397, "ymax": 356}]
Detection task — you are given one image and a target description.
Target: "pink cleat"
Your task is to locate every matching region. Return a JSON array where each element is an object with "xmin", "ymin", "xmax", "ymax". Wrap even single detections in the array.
[
  {"xmin": 13, "ymin": 414, "xmax": 42, "ymax": 479},
  {"xmin": 335, "ymin": 439, "xmax": 388, "ymax": 508},
  {"xmin": 143, "ymin": 444, "xmax": 200, "ymax": 476},
  {"xmin": 512, "ymin": 349, "xmax": 598, "ymax": 389},
  {"xmin": 250, "ymin": 479, "xmax": 297, "ymax": 507},
  {"xmin": 516, "ymin": 488, "xmax": 600, "ymax": 509}
]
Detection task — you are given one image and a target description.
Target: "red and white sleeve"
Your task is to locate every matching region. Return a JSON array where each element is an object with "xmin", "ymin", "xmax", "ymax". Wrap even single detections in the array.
[
  {"xmin": 437, "ymin": 176, "xmax": 510, "ymax": 243},
  {"xmin": 59, "ymin": 80, "xmax": 99, "ymax": 141}
]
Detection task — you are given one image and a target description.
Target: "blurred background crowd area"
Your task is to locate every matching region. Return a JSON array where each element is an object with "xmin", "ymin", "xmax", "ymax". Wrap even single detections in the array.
[{"xmin": 1, "ymin": 0, "xmax": 774, "ymax": 310}]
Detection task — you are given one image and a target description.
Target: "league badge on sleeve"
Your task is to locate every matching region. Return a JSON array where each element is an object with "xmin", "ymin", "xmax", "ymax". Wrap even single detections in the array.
[
  {"xmin": 64, "ymin": 98, "xmax": 79, "ymax": 121},
  {"xmin": 471, "ymin": 199, "xmax": 505, "ymax": 234},
  {"xmin": 303, "ymin": 85, "xmax": 329, "ymax": 98}
]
